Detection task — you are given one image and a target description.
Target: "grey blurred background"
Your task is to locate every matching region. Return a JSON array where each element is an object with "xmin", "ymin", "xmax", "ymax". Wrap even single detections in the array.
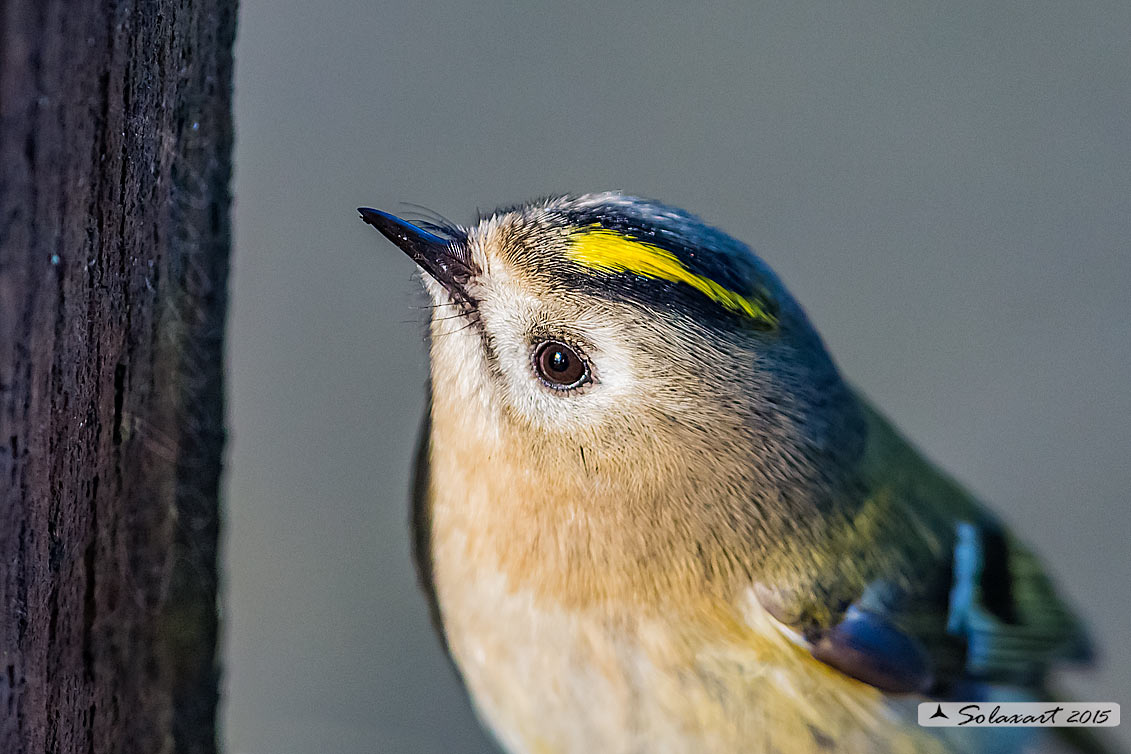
[{"xmin": 226, "ymin": 2, "xmax": 1131, "ymax": 752}]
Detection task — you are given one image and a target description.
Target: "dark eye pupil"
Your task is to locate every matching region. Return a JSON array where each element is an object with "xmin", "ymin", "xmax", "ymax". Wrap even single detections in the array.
[{"xmin": 534, "ymin": 340, "xmax": 588, "ymax": 388}]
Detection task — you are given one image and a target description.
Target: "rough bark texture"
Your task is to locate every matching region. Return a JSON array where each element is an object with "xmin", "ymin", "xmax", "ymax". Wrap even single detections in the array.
[{"xmin": 0, "ymin": 1, "xmax": 235, "ymax": 752}]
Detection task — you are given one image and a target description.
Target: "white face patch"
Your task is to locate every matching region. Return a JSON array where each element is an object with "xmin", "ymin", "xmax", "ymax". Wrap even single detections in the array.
[
  {"xmin": 484, "ymin": 293, "xmax": 635, "ymax": 433},
  {"xmin": 427, "ymin": 238, "xmax": 638, "ymax": 438},
  {"xmin": 420, "ymin": 214, "xmax": 651, "ymax": 443}
]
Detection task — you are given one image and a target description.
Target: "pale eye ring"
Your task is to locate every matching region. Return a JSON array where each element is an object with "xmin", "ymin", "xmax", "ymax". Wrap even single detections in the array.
[{"xmin": 532, "ymin": 340, "xmax": 590, "ymax": 390}]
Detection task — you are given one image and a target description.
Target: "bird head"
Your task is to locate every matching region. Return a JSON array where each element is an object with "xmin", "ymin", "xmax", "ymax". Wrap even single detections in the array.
[{"xmin": 361, "ymin": 193, "xmax": 866, "ymax": 599}]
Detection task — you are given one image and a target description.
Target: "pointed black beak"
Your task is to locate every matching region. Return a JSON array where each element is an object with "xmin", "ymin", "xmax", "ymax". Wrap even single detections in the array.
[{"xmin": 358, "ymin": 207, "xmax": 476, "ymax": 306}]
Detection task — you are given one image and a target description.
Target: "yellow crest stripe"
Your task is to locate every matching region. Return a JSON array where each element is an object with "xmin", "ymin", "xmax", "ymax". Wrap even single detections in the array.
[{"xmin": 566, "ymin": 228, "xmax": 777, "ymax": 326}]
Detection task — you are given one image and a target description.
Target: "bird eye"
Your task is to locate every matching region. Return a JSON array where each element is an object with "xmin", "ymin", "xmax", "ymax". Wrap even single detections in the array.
[{"xmin": 532, "ymin": 340, "xmax": 589, "ymax": 390}]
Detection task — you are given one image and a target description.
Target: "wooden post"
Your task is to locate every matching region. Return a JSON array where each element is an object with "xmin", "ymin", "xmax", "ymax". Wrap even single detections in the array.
[{"xmin": 0, "ymin": 1, "xmax": 236, "ymax": 752}]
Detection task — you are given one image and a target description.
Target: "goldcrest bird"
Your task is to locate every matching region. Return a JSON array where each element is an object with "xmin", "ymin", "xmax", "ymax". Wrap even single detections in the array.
[{"xmin": 359, "ymin": 194, "xmax": 1113, "ymax": 754}]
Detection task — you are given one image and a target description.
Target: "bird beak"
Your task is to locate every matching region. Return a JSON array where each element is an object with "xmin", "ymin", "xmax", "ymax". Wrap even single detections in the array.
[{"xmin": 358, "ymin": 207, "xmax": 476, "ymax": 306}]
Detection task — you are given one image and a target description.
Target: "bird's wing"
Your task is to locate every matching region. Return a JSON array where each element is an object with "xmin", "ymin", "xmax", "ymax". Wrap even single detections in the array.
[{"xmin": 755, "ymin": 402, "xmax": 1092, "ymax": 696}]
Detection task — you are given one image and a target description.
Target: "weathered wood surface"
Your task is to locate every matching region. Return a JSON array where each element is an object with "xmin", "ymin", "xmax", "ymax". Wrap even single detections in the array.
[{"xmin": 0, "ymin": 1, "xmax": 236, "ymax": 752}]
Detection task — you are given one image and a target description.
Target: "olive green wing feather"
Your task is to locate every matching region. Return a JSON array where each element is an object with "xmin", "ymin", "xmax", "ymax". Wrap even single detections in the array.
[{"xmin": 757, "ymin": 401, "xmax": 1092, "ymax": 695}]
